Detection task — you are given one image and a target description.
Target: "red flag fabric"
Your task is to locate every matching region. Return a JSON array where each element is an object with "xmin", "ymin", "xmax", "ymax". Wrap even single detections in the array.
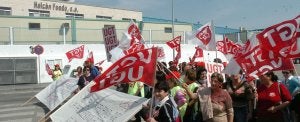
[
  {"xmin": 173, "ymin": 48, "xmax": 181, "ymax": 66},
  {"xmin": 256, "ymin": 15, "xmax": 300, "ymax": 59},
  {"xmin": 191, "ymin": 46, "xmax": 203, "ymax": 63},
  {"xmin": 166, "ymin": 36, "xmax": 181, "ymax": 52},
  {"xmin": 217, "ymin": 36, "xmax": 242, "ymax": 55},
  {"xmin": 45, "ymin": 63, "xmax": 53, "ymax": 75},
  {"xmin": 123, "ymin": 43, "xmax": 145, "ymax": 55},
  {"xmin": 90, "ymin": 48, "xmax": 158, "ymax": 92},
  {"xmin": 234, "ymin": 36, "xmax": 295, "ymax": 81},
  {"xmin": 86, "ymin": 51, "xmax": 94, "ymax": 64},
  {"xmin": 157, "ymin": 46, "xmax": 165, "ymax": 60},
  {"xmin": 128, "ymin": 20, "xmax": 143, "ymax": 45},
  {"xmin": 65, "ymin": 45, "xmax": 84, "ymax": 62},
  {"xmin": 95, "ymin": 59, "xmax": 105, "ymax": 66}
]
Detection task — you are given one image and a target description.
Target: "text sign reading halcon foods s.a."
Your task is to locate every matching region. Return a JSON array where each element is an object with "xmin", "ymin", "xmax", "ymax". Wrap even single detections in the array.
[{"xmin": 102, "ymin": 25, "xmax": 119, "ymax": 62}]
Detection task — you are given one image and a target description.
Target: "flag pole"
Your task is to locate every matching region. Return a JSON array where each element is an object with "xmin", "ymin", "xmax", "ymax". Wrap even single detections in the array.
[
  {"xmin": 149, "ymin": 48, "xmax": 159, "ymax": 118},
  {"xmin": 172, "ymin": 0, "xmax": 175, "ymax": 60},
  {"xmin": 211, "ymin": 20, "xmax": 218, "ymax": 61}
]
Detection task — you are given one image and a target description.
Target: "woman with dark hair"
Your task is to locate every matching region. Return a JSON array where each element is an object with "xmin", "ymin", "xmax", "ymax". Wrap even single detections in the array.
[
  {"xmin": 256, "ymin": 71, "xmax": 292, "ymax": 122},
  {"xmin": 183, "ymin": 72, "xmax": 233, "ymax": 122},
  {"xmin": 225, "ymin": 70, "xmax": 254, "ymax": 122}
]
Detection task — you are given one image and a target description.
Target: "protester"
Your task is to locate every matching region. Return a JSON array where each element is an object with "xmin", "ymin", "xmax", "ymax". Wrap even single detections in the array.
[
  {"xmin": 256, "ymin": 71, "xmax": 292, "ymax": 122},
  {"xmin": 77, "ymin": 67, "xmax": 93, "ymax": 90},
  {"xmin": 183, "ymin": 72, "xmax": 234, "ymax": 122},
  {"xmin": 224, "ymin": 70, "xmax": 255, "ymax": 122},
  {"xmin": 166, "ymin": 71, "xmax": 187, "ymax": 120},
  {"xmin": 144, "ymin": 81, "xmax": 179, "ymax": 122},
  {"xmin": 84, "ymin": 60, "xmax": 99, "ymax": 79},
  {"xmin": 52, "ymin": 64, "xmax": 62, "ymax": 81},
  {"xmin": 281, "ymin": 70, "xmax": 300, "ymax": 96},
  {"xmin": 74, "ymin": 66, "xmax": 83, "ymax": 78},
  {"xmin": 182, "ymin": 68, "xmax": 202, "ymax": 122}
]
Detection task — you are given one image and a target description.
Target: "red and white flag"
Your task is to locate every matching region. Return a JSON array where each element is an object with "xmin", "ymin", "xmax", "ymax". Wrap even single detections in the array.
[
  {"xmin": 166, "ymin": 36, "xmax": 181, "ymax": 52},
  {"xmin": 191, "ymin": 46, "xmax": 203, "ymax": 63},
  {"xmin": 95, "ymin": 59, "xmax": 105, "ymax": 66},
  {"xmin": 187, "ymin": 21, "xmax": 216, "ymax": 51},
  {"xmin": 256, "ymin": 15, "xmax": 300, "ymax": 59},
  {"xmin": 90, "ymin": 48, "xmax": 158, "ymax": 92},
  {"xmin": 119, "ymin": 20, "xmax": 144, "ymax": 50},
  {"xmin": 45, "ymin": 63, "xmax": 53, "ymax": 75},
  {"xmin": 65, "ymin": 45, "xmax": 84, "ymax": 62},
  {"xmin": 157, "ymin": 46, "xmax": 165, "ymax": 60},
  {"xmin": 233, "ymin": 35, "xmax": 294, "ymax": 81},
  {"xmin": 173, "ymin": 48, "xmax": 181, "ymax": 66},
  {"xmin": 86, "ymin": 51, "xmax": 94, "ymax": 64},
  {"xmin": 216, "ymin": 36, "xmax": 242, "ymax": 55}
]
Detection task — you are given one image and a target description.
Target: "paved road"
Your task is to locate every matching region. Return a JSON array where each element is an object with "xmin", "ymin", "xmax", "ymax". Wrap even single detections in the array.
[{"xmin": 0, "ymin": 83, "xmax": 49, "ymax": 122}]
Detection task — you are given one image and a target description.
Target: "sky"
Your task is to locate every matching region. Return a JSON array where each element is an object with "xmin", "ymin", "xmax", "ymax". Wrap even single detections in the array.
[{"xmin": 74, "ymin": 0, "xmax": 300, "ymax": 30}]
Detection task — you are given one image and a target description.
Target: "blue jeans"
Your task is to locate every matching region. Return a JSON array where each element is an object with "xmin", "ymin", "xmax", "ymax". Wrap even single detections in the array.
[{"xmin": 234, "ymin": 106, "xmax": 248, "ymax": 122}]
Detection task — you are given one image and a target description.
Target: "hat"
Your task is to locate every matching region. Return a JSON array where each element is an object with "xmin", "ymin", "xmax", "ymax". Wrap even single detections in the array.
[
  {"xmin": 166, "ymin": 71, "xmax": 181, "ymax": 80},
  {"xmin": 54, "ymin": 64, "xmax": 60, "ymax": 67},
  {"xmin": 196, "ymin": 62, "xmax": 205, "ymax": 67}
]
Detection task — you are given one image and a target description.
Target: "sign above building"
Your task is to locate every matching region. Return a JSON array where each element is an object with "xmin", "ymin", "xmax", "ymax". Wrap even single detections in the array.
[{"xmin": 33, "ymin": 1, "xmax": 78, "ymax": 13}]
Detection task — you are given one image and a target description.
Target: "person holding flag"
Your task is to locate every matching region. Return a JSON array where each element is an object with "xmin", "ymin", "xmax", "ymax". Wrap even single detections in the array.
[{"xmin": 52, "ymin": 64, "xmax": 62, "ymax": 81}]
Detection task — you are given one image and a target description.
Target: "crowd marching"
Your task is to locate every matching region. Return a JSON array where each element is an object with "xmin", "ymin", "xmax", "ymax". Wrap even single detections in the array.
[
  {"xmin": 49, "ymin": 57, "xmax": 300, "ymax": 122},
  {"xmin": 46, "ymin": 15, "xmax": 300, "ymax": 122}
]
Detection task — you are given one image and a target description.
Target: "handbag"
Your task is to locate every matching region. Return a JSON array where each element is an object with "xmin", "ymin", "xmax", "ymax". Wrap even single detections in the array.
[{"xmin": 277, "ymin": 83, "xmax": 292, "ymax": 122}]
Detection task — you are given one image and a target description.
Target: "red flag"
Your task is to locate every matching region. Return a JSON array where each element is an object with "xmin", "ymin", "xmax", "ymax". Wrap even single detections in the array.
[
  {"xmin": 123, "ymin": 43, "xmax": 145, "ymax": 55},
  {"xmin": 45, "ymin": 63, "xmax": 53, "ymax": 75},
  {"xmin": 86, "ymin": 51, "xmax": 94, "ymax": 64},
  {"xmin": 95, "ymin": 59, "xmax": 105, "ymax": 66},
  {"xmin": 217, "ymin": 36, "xmax": 242, "ymax": 55},
  {"xmin": 173, "ymin": 48, "xmax": 181, "ymax": 66},
  {"xmin": 166, "ymin": 36, "xmax": 181, "ymax": 52},
  {"xmin": 65, "ymin": 45, "xmax": 84, "ymax": 62},
  {"xmin": 187, "ymin": 22, "xmax": 216, "ymax": 51},
  {"xmin": 157, "ymin": 47, "xmax": 165, "ymax": 60},
  {"xmin": 90, "ymin": 48, "xmax": 158, "ymax": 92},
  {"xmin": 191, "ymin": 46, "xmax": 203, "ymax": 63},
  {"xmin": 256, "ymin": 15, "xmax": 300, "ymax": 59},
  {"xmin": 234, "ymin": 36, "xmax": 295, "ymax": 81},
  {"xmin": 128, "ymin": 20, "xmax": 143, "ymax": 46}
]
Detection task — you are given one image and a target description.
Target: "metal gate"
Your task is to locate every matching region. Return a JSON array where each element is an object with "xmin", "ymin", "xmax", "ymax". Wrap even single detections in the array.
[{"xmin": 0, "ymin": 57, "xmax": 37, "ymax": 85}]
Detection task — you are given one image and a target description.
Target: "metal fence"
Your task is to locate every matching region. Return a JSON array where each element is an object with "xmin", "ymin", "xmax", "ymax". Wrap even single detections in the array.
[{"xmin": 0, "ymin": 57, "xmax": 37, "ymax": 85}]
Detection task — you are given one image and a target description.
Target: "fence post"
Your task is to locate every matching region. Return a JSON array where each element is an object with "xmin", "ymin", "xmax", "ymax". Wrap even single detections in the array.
[
  {"xmin": 183, "ymin": 31, "xmax": 186, "ymax": 44},
  {"xmin": 149, "ymin": 29, "xmax": 152, "ymax": 44},
  {"xmin": 63, "ymin": 27, "xmax": 66, "ymax": 45},
  {"xmin": 9, "ymin": 27, "xmax": 14, "ymax": 45}
]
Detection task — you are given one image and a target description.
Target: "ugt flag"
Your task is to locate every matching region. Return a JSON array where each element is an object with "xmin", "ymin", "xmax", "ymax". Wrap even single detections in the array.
[
  {"xmin": 187, "ymin": 21, "xmax": 216, "ymax": 51},
  {"xmin": 65, "ymin": 45, "xmax": 84, "ymax": 62},
  {"xmin": 90, "ymin": 48, "xmax": 158, "ymax": 92}
]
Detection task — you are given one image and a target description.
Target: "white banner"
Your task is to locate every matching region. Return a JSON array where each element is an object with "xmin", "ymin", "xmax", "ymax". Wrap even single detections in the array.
[
  {"xmin": 50, "ymin": 82, "xmax": 148, "ymax": 122},
  {"xmin": 205, "ymin": 62, "xmax": 225, "ymax": 87},
  {"xmin": 35, "ymin": 75, "xmax": 78, "ymax": 110}
]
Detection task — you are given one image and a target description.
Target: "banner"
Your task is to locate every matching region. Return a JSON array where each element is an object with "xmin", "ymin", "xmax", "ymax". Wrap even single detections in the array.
[
  {"xmin": 65, "ymin": 45, "xmax": 84, "ymax": 62},
  {"xmin": 35, "ymin": 76, "xmax": 78, "ymax": 110},
  {"xmin": 216, "ymin": 36, "xmax": 242, "ymax": 55},
  {"xmin": 205, "ymin": 62, "xmax": 225, "ymax": 87},
  {"xmin": 91, "ymin": 48, "xmax": 158, "ymax": 92},
  {"xmin": 103, "ymin": 26, "xmax": 119, "ymax": 62},
  {"xmin": 50, "ymin": 82, "xmax": 148, "ymax": 122}
]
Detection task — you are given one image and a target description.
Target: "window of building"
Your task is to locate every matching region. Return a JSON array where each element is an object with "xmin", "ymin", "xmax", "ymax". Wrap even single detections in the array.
[
  {"xmin": 0, "ymin": 7, "xmax": 11, "ymax": 15},
  {"xmin": 96, "ymin": 15, "xmax": 112, "ymax": 20},
  {"xmin": 122, "ymin": 18, "xmax": 136, "ymax": 22},
  {"xmin": 164, "ymin": 27, "xmax": 172, "ymax": 33},
  {"xmin": 29, "ymin": 9, "xmax": 50, "ymax": 17},
  {"xmin": 29, "ymin": 23, "xmax": 40, "ymax": 30},
  {"xmin": 66, "ymin": 13, "xmax": 84, "ymax": 18},
  {"xmin": 104, "ymin": 25, "xmax": 115, "ymax": 28}
]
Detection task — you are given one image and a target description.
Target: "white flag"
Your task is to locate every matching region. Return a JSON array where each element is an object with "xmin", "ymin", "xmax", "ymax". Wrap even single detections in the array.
[
  {"xmin": 35, "ymin": 76, "xmax": 78, "ymax": 110},
  {"xmin": 50, "ymin": 82, "xmax": 148, "ymax": 122},
  {"xmin": 187, "ymin": 21, "xmax": 216, "ymax": 51}
]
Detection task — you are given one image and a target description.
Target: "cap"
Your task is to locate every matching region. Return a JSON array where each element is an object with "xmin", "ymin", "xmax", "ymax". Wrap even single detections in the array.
[{"xmin": 166, "ymin": 71, "xmax": 181, "ymax": 80}]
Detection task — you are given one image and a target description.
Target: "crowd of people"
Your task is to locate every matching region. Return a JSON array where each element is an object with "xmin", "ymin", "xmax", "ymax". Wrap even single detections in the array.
[{"xmin": 51, "ymin": 59, "xmax": 300, "ymax": 122}]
